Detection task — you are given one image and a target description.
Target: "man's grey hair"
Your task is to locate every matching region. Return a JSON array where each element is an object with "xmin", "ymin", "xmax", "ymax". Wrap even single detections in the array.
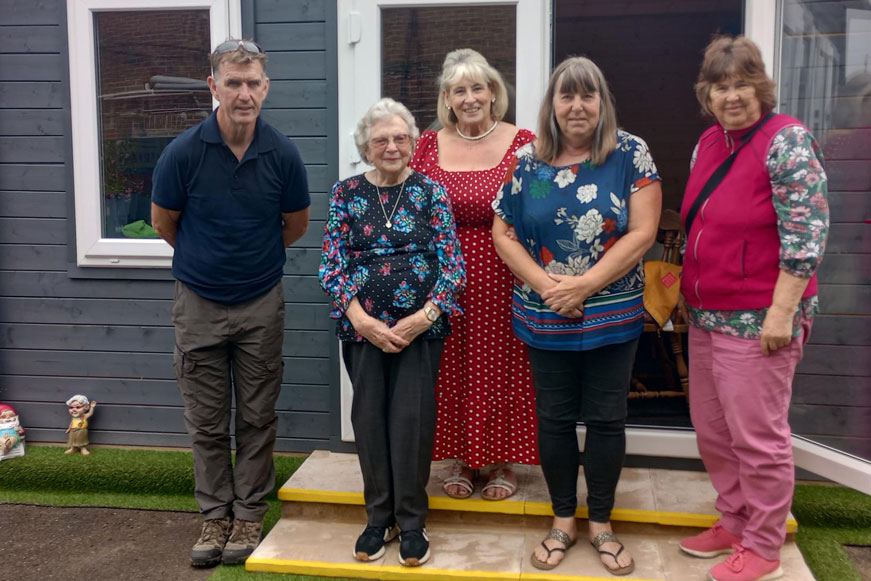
[{"xmin": 209, "ymin": 39, "xmax": 268, "ymax": 80}]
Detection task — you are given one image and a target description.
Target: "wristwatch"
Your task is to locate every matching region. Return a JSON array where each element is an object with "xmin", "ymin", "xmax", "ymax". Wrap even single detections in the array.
[{"xmin": 424, "ymin": 305, "xmax": 439, "ymax": 323}]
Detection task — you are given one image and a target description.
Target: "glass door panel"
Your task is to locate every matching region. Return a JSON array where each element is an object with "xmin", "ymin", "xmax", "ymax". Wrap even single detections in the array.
[{"xmin": 776, "ymin": 0, "xmax": 871, "ymax": 490}]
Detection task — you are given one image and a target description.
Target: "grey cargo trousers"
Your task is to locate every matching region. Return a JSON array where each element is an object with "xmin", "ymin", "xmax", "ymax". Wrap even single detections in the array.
[{"xmin": 172, "ymin": 281, "xmax": 284, "ymax": 521}]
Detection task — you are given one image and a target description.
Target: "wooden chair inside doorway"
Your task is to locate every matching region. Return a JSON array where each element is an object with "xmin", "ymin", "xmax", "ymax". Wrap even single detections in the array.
[{"xmin": 630, "ymin": 209, "xmax": 689, "ymax": 400}]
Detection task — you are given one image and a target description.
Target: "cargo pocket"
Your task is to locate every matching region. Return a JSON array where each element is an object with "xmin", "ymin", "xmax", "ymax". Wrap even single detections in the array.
[
  {"xmin": 236, "ymin": 358, "xmax": 283, "ymax": 429},
  {"xmin": 173, "ymin": 345, "xmax": 199, "ymax": 409}
]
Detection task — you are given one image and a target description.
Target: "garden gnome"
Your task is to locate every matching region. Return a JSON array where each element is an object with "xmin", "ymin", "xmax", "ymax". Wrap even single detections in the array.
[
  {"xmin": 0, "ymin": 403, "xmax": 25, "ymax": 455},
  {"xmin": 65, "ymin": 395, "xmax": 96, "ymax": 455}
]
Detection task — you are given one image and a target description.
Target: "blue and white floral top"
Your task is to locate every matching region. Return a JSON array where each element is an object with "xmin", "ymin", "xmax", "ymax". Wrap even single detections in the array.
[
  {"xmin": 319, "ymin": 171, "xmax": 466, "ymax": 341},
  {"xmin": 492, "ymin": 130, "xmax": 660, "ymax": 351}
]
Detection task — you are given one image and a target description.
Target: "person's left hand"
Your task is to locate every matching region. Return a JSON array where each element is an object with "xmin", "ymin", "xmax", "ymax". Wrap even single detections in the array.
[
  {"xmin": 392, "ymin": 310, "xmax": 432, "ymax": 343},
  {"xmin": 541, "ymin": 274, "xmax": 589, "ymax": 318},
  {"xmin": 760, "ymin": 305, "xmax": 793, "ymax": 356}
]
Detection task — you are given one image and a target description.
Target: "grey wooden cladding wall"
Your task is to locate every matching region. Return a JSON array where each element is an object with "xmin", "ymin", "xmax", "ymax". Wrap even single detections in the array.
[{"xmin": 0, "ymin": 0, "xmax": 339, "ymax": 453}]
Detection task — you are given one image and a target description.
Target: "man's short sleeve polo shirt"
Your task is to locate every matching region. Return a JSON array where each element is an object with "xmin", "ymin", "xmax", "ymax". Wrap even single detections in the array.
[{"xmin": 152, "ymin": 110, "xmax": 310, "ymax": 304}]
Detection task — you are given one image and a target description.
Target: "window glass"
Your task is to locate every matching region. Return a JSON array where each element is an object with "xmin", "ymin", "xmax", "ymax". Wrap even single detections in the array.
[
  {"xmin": 380, "ymin": 6, "xmax": 516, "ymax": 132},
  {"xmin": 780, "ymin": 1, "xmax": 871, "ymax": 136},
  {"xmin": 780, "ymin": 0, "xmax": 871, "ymax": 462},
  {"xmin": 94, "ymin": 10, "xmax": 211, "ymax": 238}
]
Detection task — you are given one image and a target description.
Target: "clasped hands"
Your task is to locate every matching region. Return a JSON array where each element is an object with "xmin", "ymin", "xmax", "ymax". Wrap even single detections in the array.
[
  {"xmin": 540, "ymin": 273, "xmax": 589, "ymax": 319},
  {"xmin": 356, "ymin": 310, "xmax": 432, "ymax": 353}
]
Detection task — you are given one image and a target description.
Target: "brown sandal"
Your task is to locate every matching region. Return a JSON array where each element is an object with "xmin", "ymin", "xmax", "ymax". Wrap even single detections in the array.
[
  {"xmin": 530, "ymin": 528, "xmax": 576, "ymax": 570},
  {"xmin": 591, "ymin": 531, "xmax": 635, "ymax": 576}
]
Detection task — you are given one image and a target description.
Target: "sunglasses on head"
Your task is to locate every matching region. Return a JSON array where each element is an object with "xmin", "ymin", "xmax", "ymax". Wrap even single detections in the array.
[{"xmin": 213, "ymin": 40, "xmax": 263, "ymax": 55}]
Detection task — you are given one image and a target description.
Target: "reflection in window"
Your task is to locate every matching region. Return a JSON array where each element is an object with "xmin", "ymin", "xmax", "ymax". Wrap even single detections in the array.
[
  {"xmin": 95, "ymin": 10, "xmax": 212, "ymax": 238},
  {"xmin": 381, "ymin": 6, "xmax": 516, "ymax": 132},
  {"xmin": 780, "ymin": 0, "xmax": 871, "ymax": 462},
  {"xmin": 780, "ymin": 1, "xmax": 871, "ymax": 137}
]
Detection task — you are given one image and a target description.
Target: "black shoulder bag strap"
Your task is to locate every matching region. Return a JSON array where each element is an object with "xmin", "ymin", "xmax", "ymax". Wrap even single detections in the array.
[{"xmin": 685, "ymin": 112, "xmax": 775, "ymax": 234}]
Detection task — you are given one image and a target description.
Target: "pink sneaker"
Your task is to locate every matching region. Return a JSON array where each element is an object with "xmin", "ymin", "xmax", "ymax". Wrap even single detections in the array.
[
  {"xmin": 680, "ymin": 523, "xmax": 741, "ymax": 558},
  {"xmin": 707, "ymin": 545, "xmax": 783, "ymax": 581}
]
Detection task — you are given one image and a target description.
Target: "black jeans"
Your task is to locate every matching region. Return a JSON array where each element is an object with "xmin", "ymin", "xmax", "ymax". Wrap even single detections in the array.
[{"xmin": 527, "ymin": 338, "xmax": 639, "ymax": 522}]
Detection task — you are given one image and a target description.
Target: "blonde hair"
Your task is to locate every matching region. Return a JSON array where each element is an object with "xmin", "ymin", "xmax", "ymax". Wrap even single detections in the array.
[
  {"xmin": 436, "ymin": 49, "xmax": 509, "ymax": 128},
  {"xmin": 535, "ymin": 56, "xmax": 617, "ymax": 166},
  {"xmin": 695, "ymin": 35, "xmax": 776, "ymax": 119}
]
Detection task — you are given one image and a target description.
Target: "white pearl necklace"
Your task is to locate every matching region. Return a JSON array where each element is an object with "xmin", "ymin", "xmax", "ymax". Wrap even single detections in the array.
[{"xmin": 456, "ymin": 120, "xmax": 498, "ymax": 141}]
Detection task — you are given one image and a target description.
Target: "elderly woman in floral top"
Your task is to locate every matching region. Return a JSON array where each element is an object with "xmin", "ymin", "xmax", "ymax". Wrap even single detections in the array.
[
  {"xmin": 677, "ymin": 36, "xmax": 828, "ymax": 581},
  {"xmin": 319, "ymin": 98, "xmax": 465, "ymax": 568}
]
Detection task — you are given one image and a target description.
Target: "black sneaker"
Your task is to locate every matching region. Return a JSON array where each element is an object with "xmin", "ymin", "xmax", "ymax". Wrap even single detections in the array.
[
  {"xmin": 221, "ymin": 518, "xmax": 262, "ymax": 565},
  {"xmin": 354, "ymin": 524, "xmax": 398, "ymax": 561},
  {"xmin": 399, "ymin": 528, "xmax": 430, "ymax": 567},
  {"xmin": 190, "ymin": 517, "xmax": 231, "ymax": 568}
]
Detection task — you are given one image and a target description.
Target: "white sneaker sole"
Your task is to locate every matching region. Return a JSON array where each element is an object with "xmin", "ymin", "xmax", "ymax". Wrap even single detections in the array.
[
  {"xmin": 680, "ymin": 544, "xmax": 736, "ymax": 558},
  {"xmin": 399, "ymin": 548, "xmax": 430, "ymax": 567},
  {"xmin": 707, "ymin": 565, "xmax": 784, "ymax": 581},
  {"xmin": 353, "ymin": 526, "xmax": 398, "ymax": 562}
]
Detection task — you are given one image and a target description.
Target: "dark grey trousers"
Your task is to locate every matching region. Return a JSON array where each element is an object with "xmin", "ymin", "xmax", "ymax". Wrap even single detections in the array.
[
  {"xmin": 172, "ymin": 281, "xmax": 285, "ymax": 521},
  {"xmin": 342, "ymin": 338, "xmax": 443, "ymax": 532}
]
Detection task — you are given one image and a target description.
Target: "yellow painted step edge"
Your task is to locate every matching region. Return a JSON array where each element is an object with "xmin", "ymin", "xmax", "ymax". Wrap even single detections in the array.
[
  {"xmin": 245, "ymin": 557, "xmax": 661, "ymax": 581},
  {"xmin": 245, "ymin": 557, "xmax": 520, "ymax": 580},
  {"xmin": 279, "ymin": 488, "xmax": 365, "ymax": 505},
  {"xmin": 278, "ymin": 489, "xmax": 796, "ymax": 532}
]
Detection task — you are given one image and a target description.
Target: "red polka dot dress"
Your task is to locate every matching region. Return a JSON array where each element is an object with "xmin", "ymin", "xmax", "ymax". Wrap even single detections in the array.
[{"xmin": 411, "ymin": 129, "xmax": 540, "ymax": 468}]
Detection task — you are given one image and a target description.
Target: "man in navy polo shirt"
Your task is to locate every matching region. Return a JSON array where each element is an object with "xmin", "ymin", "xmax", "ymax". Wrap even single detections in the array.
[{"xmin": 151, "ymin": 39, "xmax": 310, "ymax": 568}]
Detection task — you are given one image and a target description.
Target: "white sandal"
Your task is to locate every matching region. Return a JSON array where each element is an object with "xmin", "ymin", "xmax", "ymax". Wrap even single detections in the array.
[
  {"xmin": 481, "ymin": 463, "xmax": 518, "ymax": 501},
  {"xmin": 442, "ymin": 460, "xmax": 477, "ymax": 499}
]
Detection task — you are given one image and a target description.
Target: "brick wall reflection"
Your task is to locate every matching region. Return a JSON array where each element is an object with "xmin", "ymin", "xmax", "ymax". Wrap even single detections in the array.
[{"xmin": 381, "ymin": 7, "xmax": 517, "ymax": 130}]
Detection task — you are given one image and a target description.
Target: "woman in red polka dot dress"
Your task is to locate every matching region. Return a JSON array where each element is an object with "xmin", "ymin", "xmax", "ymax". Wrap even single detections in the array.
[{"xmin": 411, "ymin": 49, "xmax": 539, "ymax": 500}]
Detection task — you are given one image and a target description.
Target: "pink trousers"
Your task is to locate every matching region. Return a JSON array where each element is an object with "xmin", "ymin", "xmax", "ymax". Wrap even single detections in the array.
[{"xmin": 688, "ymin": 320, "xmax": 810, "ymax": 560}]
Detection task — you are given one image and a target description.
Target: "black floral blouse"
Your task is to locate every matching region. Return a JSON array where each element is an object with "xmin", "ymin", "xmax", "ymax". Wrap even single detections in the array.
[{"xmin": 319, "ymin": 171, "xmax": 466, "ymax": 341}]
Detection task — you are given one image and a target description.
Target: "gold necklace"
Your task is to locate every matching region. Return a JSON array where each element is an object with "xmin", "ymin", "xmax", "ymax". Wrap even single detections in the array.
[{"xmin": 376, "ymin": 177, "xmax": 407, "ymax": 229}]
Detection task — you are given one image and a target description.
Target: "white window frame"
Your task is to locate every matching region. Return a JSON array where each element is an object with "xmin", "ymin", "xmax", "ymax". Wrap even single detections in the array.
[
  {"xmin": 336, "ymin": 0, "xmax": 551, "ymax": 441},
  {"xmin": 67, "ymin": 0, "xmax": 241, "ymax": 268}
]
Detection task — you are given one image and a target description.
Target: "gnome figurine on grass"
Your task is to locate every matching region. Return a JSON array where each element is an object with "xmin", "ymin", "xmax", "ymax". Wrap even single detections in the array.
[
  {"xmin": 0, "ymin": 403, "xmax": 25, "ymax": 458},
  {"xmin": 65, "ymin": 395, "xmax": 97, "ymax": 455}
]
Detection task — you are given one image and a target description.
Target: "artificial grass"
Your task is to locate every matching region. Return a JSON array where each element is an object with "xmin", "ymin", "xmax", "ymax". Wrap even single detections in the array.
[
  {"xmin": 791, "ymin": 483, "xmax": 871, "ymax": 581},
  {"xmin": 0, "ymin": 445, "xmax": 322, "ymax": 580}
]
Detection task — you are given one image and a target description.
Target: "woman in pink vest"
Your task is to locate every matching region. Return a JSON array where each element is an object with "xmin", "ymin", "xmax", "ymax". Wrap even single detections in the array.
[{"xmin": 678, "ymin": 36, "xmax": 829, "ymax": 581}]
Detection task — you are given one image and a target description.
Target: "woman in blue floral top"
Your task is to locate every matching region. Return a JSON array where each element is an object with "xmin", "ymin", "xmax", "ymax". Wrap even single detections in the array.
[
  {"xmin": 677, "ymin": 37, "xmax": 828, "ymax": 581},
  {"xmin": 319, "ymin": 98, "xmax": 465, "ymax": 567},
  {"xmin": 492, "ymin": 57, "xmax": 661, "ymax": 576}
]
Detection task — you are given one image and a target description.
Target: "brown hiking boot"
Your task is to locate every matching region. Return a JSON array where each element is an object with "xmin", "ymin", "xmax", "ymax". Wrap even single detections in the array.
[
  {"xmin": 190, "ymin": 517, "xmax": 231, "ymax": 568},
  {"xmin": 222, "ymin": 518, "xmax": 263, "ymax": 565}
]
